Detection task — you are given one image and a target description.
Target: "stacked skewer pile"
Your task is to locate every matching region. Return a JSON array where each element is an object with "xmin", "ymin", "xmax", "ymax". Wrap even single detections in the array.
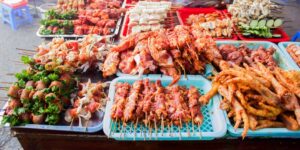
[{"xmin": 103, "ymin": 25, "xmax": 218, "ymax": 85}]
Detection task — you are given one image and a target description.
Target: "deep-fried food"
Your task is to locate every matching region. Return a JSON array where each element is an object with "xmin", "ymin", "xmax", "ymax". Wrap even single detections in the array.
[{"xmin": 200, "ymin": 61, "xmax": 300, "ymax": 138}]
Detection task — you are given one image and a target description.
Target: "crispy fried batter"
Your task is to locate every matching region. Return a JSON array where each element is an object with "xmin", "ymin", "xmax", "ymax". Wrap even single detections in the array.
[{"xmin": 203, "ymin": 62, "xmax": 300, "ymax": 137}]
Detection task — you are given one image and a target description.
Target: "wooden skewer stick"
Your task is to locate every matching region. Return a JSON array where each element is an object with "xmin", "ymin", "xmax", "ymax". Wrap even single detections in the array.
[
  {"xmin": 85, "ymin": 120, "xmax": 89, "ymax": 132},
  {"xmin": 0, "ymin": 82, "xmax": 13, "ymax": 84},
  {"xmin": 134, "ymin": 118, "xmax": 138, "ymax": 141},
  {"xmin": 171, "ymin": 121, "xmax": 173, "ymax": 137},
  {"xmin": 198, "ymin": 123, "xmax": 202, "ymax": 139},
  {"xmin": 0, "ymin": 87, "xmax": 8, "ymax": 91},
  {"xmin": 78, "ymin": 117, "xmax": 82, "ymax": 127},
  {"xmin": 179, "ymin": 118, "xmax": 182, "ymax": 140},
  {"xmin": 112, "ymin": 119, "xmax": 118, "ymax": 136},
  {"xmin": 161, "ymin": 116, "xmax": 164, "ymax": 136},
  {"xmin": 16, "ymin": 48, "xmax": 35, "ymax": 52},
  {"xmin": 69, "ymin": 118, "xmax": 74, "ymax": 129},
  {"xmin": 192, "ymin": 119, "xmax": 195, "ymax": 136},
  {"xmin": 168, "ymin": 124, "xmax": 171, "ymax": 136},
  {"xmin": 154, "ymin": 120, "xmax": 158, "ymax": 140},
  {"xmin": 186, "ymin": 122, "xmax": 190, "ymax": 137},
  {"xmin": 18, "ymin": 52, "xmax": 34, "ymax": 56},
  {"xmin": 6, "ymin": 73, "xmax": 15, "ymax": 76},
  {"xmin": 120, "ymin": 124, "xmax": 125, "ymax": 139},
  {"xmin": 130, "ymin": 122, "xmax": 133, "ymax": 134},
  {"xmin": 108, "ymin": 120, "xmax": 114, "ymax": 138},
  {"xmin": 142, "ymin": 124, "xmax": 146, "ymax": 141},
  {"xmin": 149, "ymin": 123, "xmax": 152, "ymax": 140},
  {"xmin": 118, "ymin": 120, "xmax": 121, "ymax": 131},
  {"xmin": 0, "ymin": 99, "xmax": 8, "ymax": 102}
]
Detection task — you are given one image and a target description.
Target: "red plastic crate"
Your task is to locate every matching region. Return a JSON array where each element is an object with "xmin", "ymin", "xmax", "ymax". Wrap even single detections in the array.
[
  {"xmin": 177, "ymin": 7, "xmax": 238, "ymax": 40},
  {"xmin": 125, "ymin": 0, "xmax": 139, "ymax": 6}
]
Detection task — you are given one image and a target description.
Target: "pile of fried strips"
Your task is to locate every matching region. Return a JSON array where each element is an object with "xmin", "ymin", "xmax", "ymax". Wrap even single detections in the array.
[{"xmin": 200, "ymin": 60, "xmax": 300, "ymax": 138}]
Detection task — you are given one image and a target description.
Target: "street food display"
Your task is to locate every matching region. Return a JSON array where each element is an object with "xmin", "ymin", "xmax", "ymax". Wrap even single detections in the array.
[{"xmin": 1, "ymin": 0, "xmax": 300, "ymax": 142}]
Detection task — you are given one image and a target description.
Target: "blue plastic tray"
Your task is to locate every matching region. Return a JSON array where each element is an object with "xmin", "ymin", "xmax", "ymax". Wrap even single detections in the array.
[
  {"xmin": 225, "ymin": 111, "xmax": 300, "ymax": 138},
  {"xmin": 103, "ymin": 75, "xmax": 227, "ymax": 141},
  {"xmin": 216, "ymin": 40, "xmax": 298, "ymax": 71},
  {"xmin": 0, "ymin": 102, "xmax": 104, "ymax": 133},
  {"xmin": 216, "ymin": 41, "xmax": 300, "ymax": 138},
  {"xmin": 278, "ymin": 42, "xmax": 300, "ymax": 70}
]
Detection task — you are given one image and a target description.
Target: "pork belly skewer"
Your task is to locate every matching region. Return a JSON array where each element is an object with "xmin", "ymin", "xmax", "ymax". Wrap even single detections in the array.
[
  {"xmin": 110, "ymin": 83, "xmax": 131, "ymax": 137},
  {"xmin": 133, "ymin": 81, "xmax": 145, "ymax": 140},
  {"xmin": 142, "ymin": 81, "xmax": 156, "ymax": 139},
  {"xmin": 122, "ymin": 80, "xmax": 143, "ymax": 138},
  {"xmin": 153, "ymin": 80, "xmax": 168, "ymax": 136},
  {"xmin": 170, "ymin": 85, "xmax": 191, "ymax": 140},
  {"xmin": 148, "ymin": 80, "xmax": 168, "ymax": 138},
  {"xmin": 188, "ymin": 86, "xmax": 204, "ymax": 137}
]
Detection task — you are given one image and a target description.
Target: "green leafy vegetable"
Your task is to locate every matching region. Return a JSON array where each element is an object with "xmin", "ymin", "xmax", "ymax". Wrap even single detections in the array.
[
  {"xmin": 48, "ymin": 73, "xmax": 59, "ymax": 81},
  {"xmin": 45, "ymin": 114, "xmax": 60, "ymax": 125},
  {"xmin": 21, "ymin": 56, "xmax": 34, "ymax": 64}
]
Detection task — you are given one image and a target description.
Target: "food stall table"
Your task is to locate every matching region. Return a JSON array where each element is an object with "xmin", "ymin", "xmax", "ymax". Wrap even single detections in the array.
[{"xmin": 12, "ymin": 128, "xmax": 300, "ymax": 150}]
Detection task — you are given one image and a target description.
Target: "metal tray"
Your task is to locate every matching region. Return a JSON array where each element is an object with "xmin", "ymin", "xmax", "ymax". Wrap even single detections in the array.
[{"xmin": 36, "ymin": 1, "xmax": 125, "ymax": 38}]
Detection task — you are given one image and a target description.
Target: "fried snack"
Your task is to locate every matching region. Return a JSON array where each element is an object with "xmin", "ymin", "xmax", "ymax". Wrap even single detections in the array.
[{"xmin": 200, "ymin": 61, "xmax": 300, "ymax": 138}]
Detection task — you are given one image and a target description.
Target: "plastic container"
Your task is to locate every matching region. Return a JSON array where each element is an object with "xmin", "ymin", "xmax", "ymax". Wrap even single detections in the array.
[
  {"xmin": 236, "ymin": 28, "xmax": 290, "ymax": 43},
  {"xmin": 216, "ymin": 41, "xmax": 298, "ymax": 70},
  {"xmin": 37, "ymin": 3, "xmax": 56, "ymax": 19},
  {"xmin": 225, "ymin": 111, "xmax": 300, "ymax": 138},
  {"xmin": 216, "ymin": 41, "xmax": 300, "ymax": 138},
  {"xmin": 103, "ymin": 76, "xmax": 227, "ymax": 141},
  {"xmin": 278, "ymin": 42, "xmax": 300, "ymax": 70},
  {"xmin": 0, "ymin": 101, "xmax": 104, "ymax": 133},
  {"xmin": 176, "ymin": 7, "xmax": 238, "ymax": 40}
]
